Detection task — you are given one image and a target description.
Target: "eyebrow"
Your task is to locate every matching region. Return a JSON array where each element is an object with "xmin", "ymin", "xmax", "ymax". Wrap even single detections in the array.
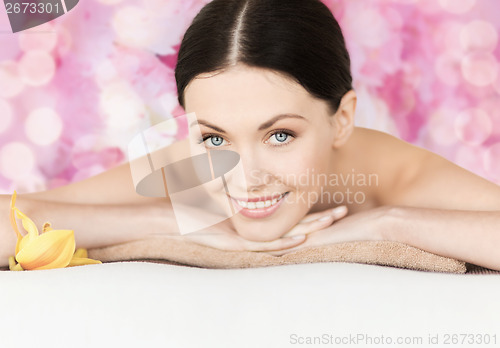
[{"xmin": 189, "ymin": 114, "xmax": 308, "ymax": 133}]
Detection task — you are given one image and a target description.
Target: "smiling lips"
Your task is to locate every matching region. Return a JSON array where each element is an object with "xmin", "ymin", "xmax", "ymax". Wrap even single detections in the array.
[{"xmin": 229, "ymin": 192, "xmax": 289, "ymax": 219}]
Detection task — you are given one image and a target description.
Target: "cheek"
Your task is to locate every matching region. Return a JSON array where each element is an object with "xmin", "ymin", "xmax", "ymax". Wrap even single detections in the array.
[{"xmin": 271, "ymin": 149, "xmax": 330, "ymax": 189}]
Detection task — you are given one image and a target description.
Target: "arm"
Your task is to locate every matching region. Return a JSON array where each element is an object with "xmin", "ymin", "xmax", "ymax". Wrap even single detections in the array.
[
  {"xmin": 379, "ymin": 148, "xmax": 500, "ymax": 270},
  {"xmin": 0, "ymin": 140, "xmax": 191, "ymax": 266},
  {"xmin": 0, "ymin": 194, "xmax": 178, "ymax": 267},
  {"xmin": 21, "ymin": 161, "xmax": 168, "ymax": 206},
  {"xmin": 382, "ymin": 206, "xmax": 500, "ymax": 270}
]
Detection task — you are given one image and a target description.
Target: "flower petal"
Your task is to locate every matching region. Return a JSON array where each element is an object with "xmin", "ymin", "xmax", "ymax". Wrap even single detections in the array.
[
  {"xmin": 67, "ymin": 257, "xmax": 102, "ymax": 267},
  {"xmin": 15, "ymin": 229, "xmax": 76, "ymax": 270},
  {"xmin": 14, "ymin": 207, "xmax": 39, "ymax": 239},
  {"xmin": 9, "ymin": 191, "xmax": 24, "ymax": 255},
  {"xmin": 17, "ymin": 234, "xmax": 32, "ymax": 253},
  {"xmin": 73, "ymin": 248, "xmax": 88, "ymax": 258},
  {"xmin": 8, "ymin": 256, "xmax": 23, "ymax": 271}
]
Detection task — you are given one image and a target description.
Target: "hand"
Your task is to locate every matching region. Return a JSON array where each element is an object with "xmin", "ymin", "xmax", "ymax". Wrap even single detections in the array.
[
  {"xmin": 281, "ymin": 205, "xmax": 349, "ymax": 238},
  {"xmin": 147, "ymin": 201, "xmax": 308, "ymax": 252},
  {"xmin": 265, "ymin": 205, "xmax": 390, "ymax": 256},
  {"xmin": 177, "ymin": 218, "xmax": 308, "ymax": 252},
  {"xmin": 153, "ymin": 204, "xmax": 348, "ymax": 252},
  {"xmin": 180, "ymin": 205, "xmax": 351, "ymax": 252}
]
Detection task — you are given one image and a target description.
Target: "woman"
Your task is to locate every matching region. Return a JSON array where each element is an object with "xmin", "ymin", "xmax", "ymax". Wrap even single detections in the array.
[{"xmin": 2, "ymin": 0, "xmax": 500, "ymax": 270}]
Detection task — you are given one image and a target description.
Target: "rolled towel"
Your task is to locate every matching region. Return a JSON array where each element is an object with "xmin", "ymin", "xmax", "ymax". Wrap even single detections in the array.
[{"xmin": 88, "ymin": 238, "xmax": 467, "ymax": 273}]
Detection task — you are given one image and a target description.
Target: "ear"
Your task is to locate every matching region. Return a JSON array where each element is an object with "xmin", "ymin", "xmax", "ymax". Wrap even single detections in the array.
[{"xmin": 331, "ymin": 89, "xmax": 357, "ymax": 148}]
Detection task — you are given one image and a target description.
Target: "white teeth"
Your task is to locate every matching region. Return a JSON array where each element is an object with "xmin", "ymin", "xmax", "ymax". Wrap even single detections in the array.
[{"xmin": 234, "ymin": 193, "xmax": 286, "ymax": 210}]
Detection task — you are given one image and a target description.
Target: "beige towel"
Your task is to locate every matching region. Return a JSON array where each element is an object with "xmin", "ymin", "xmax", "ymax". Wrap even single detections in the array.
[{"xmin": 87, "ymin": 238, "xmax": 467, "ymax": 274}]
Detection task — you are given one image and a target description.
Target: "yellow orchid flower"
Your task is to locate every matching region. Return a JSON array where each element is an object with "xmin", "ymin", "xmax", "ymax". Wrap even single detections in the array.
[{"xmin": 8, "ymin": 191, "xmax": 102, "ymax": 271}]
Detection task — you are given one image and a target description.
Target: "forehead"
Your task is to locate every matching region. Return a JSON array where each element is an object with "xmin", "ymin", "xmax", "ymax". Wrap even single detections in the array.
[{"xmin": 183, "ymin": 65, "xmax": 322, "ymax": 118}]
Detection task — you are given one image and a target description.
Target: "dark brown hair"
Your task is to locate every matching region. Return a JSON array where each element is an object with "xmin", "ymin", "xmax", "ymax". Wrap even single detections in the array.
[{"xmin": 175, "ymin": 0, "xmax": 353, "ymax": 114}]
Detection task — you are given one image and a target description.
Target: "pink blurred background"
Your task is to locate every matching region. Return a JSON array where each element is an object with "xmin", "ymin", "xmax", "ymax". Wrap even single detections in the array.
[{"xmin": 0, "ymin": 0, "xmax": 499, "ymax": 194}]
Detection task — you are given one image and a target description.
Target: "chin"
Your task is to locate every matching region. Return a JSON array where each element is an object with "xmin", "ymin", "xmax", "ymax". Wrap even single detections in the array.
[{"xmin": 230, "ymin": 217, "xmax": 295, "ymax": 242}]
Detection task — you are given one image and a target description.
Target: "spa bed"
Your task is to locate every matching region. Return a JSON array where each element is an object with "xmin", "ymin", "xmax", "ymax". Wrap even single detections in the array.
[{"xmin": 1, "ymin": 261, "xmax": 499, "ymax": 348}]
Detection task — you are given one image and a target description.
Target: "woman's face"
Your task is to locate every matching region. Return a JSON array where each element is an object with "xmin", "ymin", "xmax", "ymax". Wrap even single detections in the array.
[{"xmin": 183, "ymin": 63, "xmax": 341, "ymax": 241}]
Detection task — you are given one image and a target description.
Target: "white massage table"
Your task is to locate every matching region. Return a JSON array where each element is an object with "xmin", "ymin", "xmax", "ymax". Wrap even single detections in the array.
[{"xmin": 1, "ymin": 261, "xmax": 499, "ymax": 348}]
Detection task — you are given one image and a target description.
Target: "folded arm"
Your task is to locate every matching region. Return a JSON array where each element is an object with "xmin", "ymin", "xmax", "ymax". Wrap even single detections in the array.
[
  {"xmin": 275, "ymin": 146, "xmax": 500, "ymax": 270},
  {"xmin": 0, "ymin": 193, "xmax": 179, "ymax": 267},
  {"xmin": 383, "ymin": 206, "xmax": 500, "ymax": 270},
  {"xmin": 0, "ymin": 156, "xmax": 179, "ymax": 267},
  {"xmin": 381, "ymin": 149, "xmax": 500, "ymax": 270}
]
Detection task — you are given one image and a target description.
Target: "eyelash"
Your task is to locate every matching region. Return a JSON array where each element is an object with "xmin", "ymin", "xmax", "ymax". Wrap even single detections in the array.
[{"xmin": 197, "ymin": 129, "xmax": 296, "ymax": 148}]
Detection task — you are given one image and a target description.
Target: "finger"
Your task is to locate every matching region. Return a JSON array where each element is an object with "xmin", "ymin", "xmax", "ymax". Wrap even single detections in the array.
[
  {"xmin": 265, "ymin": 250, "xmax": 288, "ymax": 257},
  {"xmin": 282, "ymin": 215, "xmax": 335, "ymax": 238},
  {"xmin": 265, "ymin": 242, "xmax": 307, "ymax": 256},
  {"xmin": 285, "ymin": 206, "xmax": 348, "ymax": 238},
  {"xmin": 242, "ymin": 234, "xmax": 307, "ymax": 252},
  {"xmin": 298, "ymin": 205, "xmax": 348, "ymax": 224}
]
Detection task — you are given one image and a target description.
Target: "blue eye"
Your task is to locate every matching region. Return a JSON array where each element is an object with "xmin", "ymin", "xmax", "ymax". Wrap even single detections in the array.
[
  {"xmin": 274, "ymin": 132, "xmax": 288, "ymax": 142},
  {"xmin": 198, "ymin": 130, "xmax": 295, "ymax": 148},
  {"xmin": 210, "ymin": 136, "xmax": 224, "ymax": 146},
  {"xmin": 200, "ymin": 135, "xmax": 227, "ymax": 148},
  {"xmin": 268, "ymin": 130, "xmax": 294, "ymax": 146}
]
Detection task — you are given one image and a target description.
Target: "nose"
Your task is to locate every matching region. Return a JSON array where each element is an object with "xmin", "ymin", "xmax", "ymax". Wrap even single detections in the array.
[{"xmin": 226, "ymin": 147, "xmax": 271, "ymax": 193}]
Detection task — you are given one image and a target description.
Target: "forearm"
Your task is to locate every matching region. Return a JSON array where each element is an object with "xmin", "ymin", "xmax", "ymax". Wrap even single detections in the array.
[
  {"xmin": 383, "ymin": 206, "xmax": 500, "ymax": 270},
  {"xmin": 0, "ymin": 194, "xmax": 178, "ymax": 267}
]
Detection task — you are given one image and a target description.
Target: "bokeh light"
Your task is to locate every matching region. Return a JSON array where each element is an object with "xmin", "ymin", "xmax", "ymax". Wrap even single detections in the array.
[
  {"xmin": 493, "ymin": 71, "xmax": 500, "ymax": 95},
  {"xmin": 0, "ymin": 61, "xmax": 25, "ymax": 98},
  {"xmin": 460, "ymin": 20, "xmax": 498, "ymax": 53},
  {"xmin": 19, "ymin": 30, "xmax": 57, "ymax": 52},
  {"xmin": 438, "ymin": 0, "xmax": 476, "ymax": 14},
  {"xmin": 428, "ymin": 108, "xmax": 459, "ymax": 146},
  {"xmin": 94, "ymin": 59, "xmax": 119, "ymax": 88},
  {"xmin": 483, "ymin": 142, "xmax": 500, "ymax": 179},
  {"xmin": 454, "ymin": 108, "xmax": 492, "ymax": 146},
  {"xmin": 461, "ymin": 51, "xmax": 499, "ymax": 87},
  {"xmin": 100, "ymin": 81, "xmax": 148, "ymax": 130},
  {"xmin": 25, "ymin": 107, "xmax": 64, "ymax": 146},
  {"xmin": 0, "ymin": 99, "xmax": 13, "ymax": 134},
  {"xmin": 354, "ymin": 9, "xmax": 389, "ymax": 48},
  {"xmin": 18, "ymin": 51, "xmax": 56, "ymax": 86},
  {"xmin": 112, "ymin": 6, "xmax": 159, "ymax": 49},
  {"xmin": 478, "ymin": 97, "xmax": 500, "ymax": 137},
  {"xmin": 437, "ymin": 20, "xmax": 465, "ymax": 54},
  {"xmin": 416, "ymin": 0, "xmax": 443, "ymax": 14},
  {"xmin": 142, "ymin": 0, "xmax": 180, "ymax": 13},
  {"xmin": 0, "ymin": 142, "xmax": 36, "ymax": 180}
]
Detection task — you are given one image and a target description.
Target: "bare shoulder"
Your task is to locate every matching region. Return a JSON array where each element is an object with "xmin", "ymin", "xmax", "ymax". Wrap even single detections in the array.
[
  {"xmin": 22, "ymin": 160, "xmax": 158, "ymax": 205},
  {"xmin": 395, "ymin": 148, "xmax": 500, "ymax": 210},
  {"xmin": 352, "ymin": 127, "xmax": 500, "ymax": 210},
  {"xmin": 346, "ymin": 127, "xmax": 428, "ymax": 204}
]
